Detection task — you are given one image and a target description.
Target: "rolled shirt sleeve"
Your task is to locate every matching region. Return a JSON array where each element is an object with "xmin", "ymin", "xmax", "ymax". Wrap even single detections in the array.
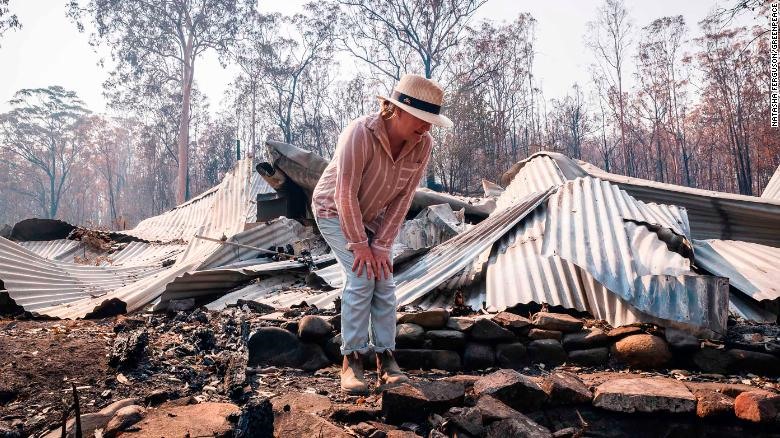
[{"xmin": 333, "ymin": 122, "xmax": 371, "ymax": 251}]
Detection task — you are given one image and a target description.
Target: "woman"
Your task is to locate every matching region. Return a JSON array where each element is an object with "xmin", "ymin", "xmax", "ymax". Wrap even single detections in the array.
[{"xmin": 312, "ymin": 74, "xmax": 453, "ymax": 394}]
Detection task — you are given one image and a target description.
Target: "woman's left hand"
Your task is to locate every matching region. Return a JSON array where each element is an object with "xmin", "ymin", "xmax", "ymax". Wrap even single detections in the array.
[{"xmin": 371, "ymin": 247, "xmax": 393, "ymax": 280}]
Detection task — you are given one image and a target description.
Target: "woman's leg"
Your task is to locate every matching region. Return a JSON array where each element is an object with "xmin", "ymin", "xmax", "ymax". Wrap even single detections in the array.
[
  {"xmin": 370, "ymin": 274, "xmax": 397, "ymax": 352},
  {"xmin": 316, "ymin": 217, "xmax": 375, "ymax": 355}
]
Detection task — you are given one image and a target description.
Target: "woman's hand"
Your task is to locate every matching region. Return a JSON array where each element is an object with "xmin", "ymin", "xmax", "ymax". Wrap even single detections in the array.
[
  {"xmin": 352, "ymin": 246, "xmax": 377, "ymax": 280},
  {"xmin": 371, "ymin": 247, "xmax": 393, "ymax": 280}
]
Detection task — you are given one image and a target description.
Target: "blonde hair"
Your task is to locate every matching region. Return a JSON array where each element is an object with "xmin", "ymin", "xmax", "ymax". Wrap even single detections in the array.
[{"xmin": 380, "ymin": 99, "xmax": 397, "ymax": 120}]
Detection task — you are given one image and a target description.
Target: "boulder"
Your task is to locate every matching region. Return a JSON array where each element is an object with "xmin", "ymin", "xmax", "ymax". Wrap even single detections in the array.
[
  {"xmin": 395, "ymin": 323, "xmax": 425, "ymax": 348},
  {"xmin": 468, "ymin": 319, "xmax": 516, "ymax": 342},
  {"xmin": 475, "ymin": 394, "xmax": 525, "ymax": 422},
  {"xmin": 297, "ymin": 343, "xmax": 331, "ymax": 371},
  {"xmin": 495, "ymin": 343, "xmax": 529, "ymax": 369},
  {"xmin": 567, "ymin": 347, "xmax": 609, "ymax": 366},
  {"xmin": 464, "ymin": 343, "xmax": 495, "ymax": 370},
  {"xmin": 426, "ymin": 330, "xmax": 466, "ymax": 350},
  {"xmin": 727, "ymin": 349, "xmax": 780, "ymax": 375},
  {"xmin": 248, "ymin": 327, "xmax": 303, "ymax": 368},
  {"xmin": 397, "ymin": 308, "xmax": 449, "ymax": 329},
  {"xmin": 593, "ymin": 378, "xmax": 696, "ymax": 414},
  {"xmin": 694, "ymin": 390, "xmax": 735, "ymax": 418},
  {"xmin": 664, "ymin": 328, "xmax": 700, "ymax": 351},
  {"xmin": 531, "ymin": 312, "xmax": 583, "ymax": 333},
  {"xmin": 474, "ymin": 369, "xmax": 548, "ymax": 411},
  {"xmin": 104, "ymin": 405, "xmax": 145, "ymax": 436},
  {"xmin": 485, "ymin": 418, "xmax": 552, "ymax": 438},
  {"xmin": 108, "ymin": 331, "xmax": 148, "ymax": 369},
  {"xmin": 382, "ymin": 381, "xmax": 465, "ymax": 423},
  {"xmin": 540, "ymin": 372, "xmax": 592, "ymax": 405},
  {"xmin": 394, "ymin": 349, "xmax": 461, "ymax": 371},
  {"xmin": 528, "ymin": 329, "xmax": 563, "ymax": 341},
  {"xmin": 492, "ymin": 312, "xmax": 532, "ymax": 331},
  {"xmin": 168, "ymin": 298, "xmax": 196, "ymax": 312},
  {"xmin": 693, "ymin": 347, "xmax": 734, "ymax": 374},
  {"xmin": 275, "ymin": 411, "xmax": 351, "ymax": 437},
  {"xmin": 734, "ymin": 390, "xmax": 780, "ymax": 423},
  {"xmin": 121, "ymin": 402, "xmax": 240, "ymax": 437},
  {"xmin": 611, "ymin": 334, "xmax": 671, "ymax": 369},
  {"xmin": 329, "ymin": 405, "xmax": 381, "ymax": 423},
  {"xmin": 443, "ymin": 407, "xmax": 484, "ymax": 437},
  {"xmin": 446, "ymin": 316, "xmax": 477, "ymax": 332},
  {"xmin": 528, "ymin": 339, "xmax": 567, "ymax": 366},
  {"xmin": 606, "ymin": 326, "xmax": 644, "ymax": 341},
  {"xmin": 562, "ymin": 328, "xmax": 608, "ymax": 350},
  {"xmin": 298, "ymin": 315, "xmax": 334, "ymax": 341},
  {"xmin": 271, "ymin": 392, "xmax": 333, "ymax": 416}
]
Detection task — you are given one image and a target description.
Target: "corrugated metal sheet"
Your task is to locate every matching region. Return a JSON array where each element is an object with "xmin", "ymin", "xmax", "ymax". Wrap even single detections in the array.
[
  {"xmin": 308, "ymin": 263, "xmax": 344, "ymax": 289},
  {"xmin": 578, "ymin": 159, "xmax": 780, "ymax": 246},
  {"xmin": 495, "ymin": 155, "xmax": 567, "ymax": 212},
  {"xmin": 541, "ymin": 177, "xmax": 728, "ymax": 334},
  {"xmin": 200, "ymin": 218, "xmax": 305, "ymax": 269},
  {"xmin": 762, "ymin": 166, "xmax": 780, "ymax": 200},
  {"xmin": 693, "ymin": 239, "xmax": 780, "ymax": 303},
  {"xmin": 207, "ymin": 274, "xmax": 341, "ymax": 310},
  {"xmin": 119, "ymin": 172, "xmax": 273, "ymax": 243},
  {"xmin": 205, "ymin": 274, "xmax": 301, "ymax": 310},
  {"xmin": 19, "ymin": 240, "xmax": 83, "ymax": 261},
  {"xmin": 0, "ymin": 159, "xmax": 262, "ymax": 318},
  {"xmin": 394, "ymin": 189, "xmax": 553, "ymax": 306},
  {"xmin": 157, "ymin": 254, "xmax": 335, "ymax": 308}
]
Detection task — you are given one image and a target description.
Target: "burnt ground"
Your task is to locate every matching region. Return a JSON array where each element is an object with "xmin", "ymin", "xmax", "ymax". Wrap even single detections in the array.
[{"xmin": 3, "ymin": 311, "xmax": 780, "ymax": 438}]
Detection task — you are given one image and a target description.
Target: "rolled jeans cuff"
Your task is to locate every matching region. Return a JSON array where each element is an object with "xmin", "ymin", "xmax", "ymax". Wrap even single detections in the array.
[{"xmin": 340, "ymin": 344, "xmax": 373, "ymax": 355}]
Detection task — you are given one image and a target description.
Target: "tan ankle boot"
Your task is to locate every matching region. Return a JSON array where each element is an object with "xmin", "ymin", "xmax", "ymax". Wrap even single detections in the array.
[
  {"xmin": 377, "ymin": 350, "xmax": 409, "ymax": 386},
  {"xmin": 341, "ymin": 353, "xmax": 369, "ymax": 395}
]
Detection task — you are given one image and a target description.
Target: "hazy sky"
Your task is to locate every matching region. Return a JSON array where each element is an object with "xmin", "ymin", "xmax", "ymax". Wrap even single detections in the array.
[{"xmin": 0, "ymin": 0, "xmax": 741, "ymax": 114}]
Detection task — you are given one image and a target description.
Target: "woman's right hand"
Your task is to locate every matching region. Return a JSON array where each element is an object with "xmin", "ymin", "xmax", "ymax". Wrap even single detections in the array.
[{"xmin": 352, "ymin": 246, "xmax": 377, "ymax": 280}]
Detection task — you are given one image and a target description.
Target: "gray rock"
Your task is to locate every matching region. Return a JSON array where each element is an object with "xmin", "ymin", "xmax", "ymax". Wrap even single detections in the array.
[
  {"xmin": 528, "ymin": 328, "xmax": 563, "ymax": 341},
  {"xmin": 234, "ymin": 397, "xmax": 274, "ymax": 438},
  {"xmin": 611, "ymin": 334, "xmax": 671, "ymax": 369},
  {"xmin": 298, "ymin": 343, "xmax": 331, "ymax": 371},
  {"xmin": 248, "ymin": 327, "xmax": 302, "ymax": 367},
  {"xmin": 426, "ymin": 330, "xmax": 466, "ymax": 350},
  {"xmin": 562, "ymin": 328, "xmax": 608, "ymax": 350},
  {"xmin": 492, "ymin": 312, "xmax": 532, "ymax": 331},
  {"xmin": 108, "ymin": 330, "xmax": 148, "ymax": 369},
  {"xmin": 298, "ymin": 315, "xmax": 334, "ymax": 342},
  {"xmin": 495, "ymin": 343, "xmax": 529, "ymax": 369},
  {"xmin": 528, "ymin": 339, "xmax": 567, "ymax": 366},
  {"xmin": 446, "ymin": 316, "xmax": 477, "ymax": 332},
  {"xmin": 693, "ymin": 347, "xmax": 734, "ymax": 374},
  {"xmin": 469, "ymin": 318, "xmax": 516, "ymax": 342},
  {"xmin": 485, "ymin": 417, "xmax": 552, "ymax": 438},
  {"xmin": 168, "ymin": 298, "xmax": 196, "ymax": 312},
  {"xmin": 395, "ymin": 323, "xmax": 425, "ymax": 348},
  {"xmin": 474, "ymin": 369, "xmax": 547, "ymax": 411},
  {"xmin": 324, "ymin": 334, "xmax": 342, "ymax": 363},
  {"xmin": 394, "ymin": 349, "xmax": 462, "ymax": 371},
  {"xmin": 540, "ymin": 371, "xmax": 592, "ymax": 405},
  {"xmin": 531, "ymin": 312, "xmax": 583, "ymax": 333},
  {"xmin": 567, "ymin": 347, "xmax": 609, "ymax": 366},
  {"xmin": 727, "ymin": 349, "xmax": 780, "ymax": 375},
  {"xmin": 444, "ymin": 406, "xmax": 483, "ymax": 436},
  {"xmin": 463, "ymin": 343, "xmax": 495, "ymax": 370},
  {"xmin": 382, "ymin": 381, "xmax": 465, "ymax": 423},
  {"xmin": 664, "ymin": 328, "xmax": 700, "ymax": 351},
  {"xmin": 397, "ymin": 308, "xmax": 449, "ymax": 329},
  {"xmin": 593, "ymin": 377, "xmax": 696, "ymax": 413}
]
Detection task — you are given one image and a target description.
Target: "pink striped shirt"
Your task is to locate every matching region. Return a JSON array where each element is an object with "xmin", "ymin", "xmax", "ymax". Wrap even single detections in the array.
[{"xmin": 312, "ymin": 112, "xmax": 433, "ymax": 254}]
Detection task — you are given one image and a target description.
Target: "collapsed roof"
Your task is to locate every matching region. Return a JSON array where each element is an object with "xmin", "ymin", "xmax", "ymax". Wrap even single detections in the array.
[{"xmin": 0, "ymin": 148, "xmax": 778, "ymax": 339}]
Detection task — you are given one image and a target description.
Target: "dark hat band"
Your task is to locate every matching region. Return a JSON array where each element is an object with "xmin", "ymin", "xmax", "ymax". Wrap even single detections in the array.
[{"xmin": 391, "ymin": 90, "xmax": 441, "ymax": 115}]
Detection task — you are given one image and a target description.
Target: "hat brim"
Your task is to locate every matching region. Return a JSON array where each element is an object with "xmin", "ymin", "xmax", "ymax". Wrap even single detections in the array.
[{"xmin": 377, "ymin": 95, "xmax": 453, "ymax": 128}]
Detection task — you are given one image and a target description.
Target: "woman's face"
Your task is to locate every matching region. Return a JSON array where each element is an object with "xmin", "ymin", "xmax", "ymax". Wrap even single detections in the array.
[{"xmin": 396, "ymin": 108, "xmax": 432, "ymax": 143}]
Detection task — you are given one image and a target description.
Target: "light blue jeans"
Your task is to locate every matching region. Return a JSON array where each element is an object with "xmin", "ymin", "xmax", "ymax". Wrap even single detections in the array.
[{"xmin": 316, "ymin": 216, "xmax": 397, "ymax": 355}]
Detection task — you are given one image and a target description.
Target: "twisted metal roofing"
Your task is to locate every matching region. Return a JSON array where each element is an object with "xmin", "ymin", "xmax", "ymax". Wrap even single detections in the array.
[
  {"xmin": 762, "ymin": 166, "xmax": 780, "ymax": 200},
  {"xmin": 693, "ymin": 239, "xmax": 780, "ymax": 303}
]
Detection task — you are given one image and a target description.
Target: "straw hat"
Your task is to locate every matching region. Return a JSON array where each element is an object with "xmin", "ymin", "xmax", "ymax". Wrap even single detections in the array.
[{"xmin": 378, "ymin": 74, "xmax": 453, "ymax": 128}]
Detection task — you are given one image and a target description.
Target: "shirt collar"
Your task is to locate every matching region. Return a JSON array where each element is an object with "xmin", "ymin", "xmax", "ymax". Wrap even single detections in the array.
[{"xmin": 366, "ymin": 112, "xmax": 424, "ymax": 163}]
